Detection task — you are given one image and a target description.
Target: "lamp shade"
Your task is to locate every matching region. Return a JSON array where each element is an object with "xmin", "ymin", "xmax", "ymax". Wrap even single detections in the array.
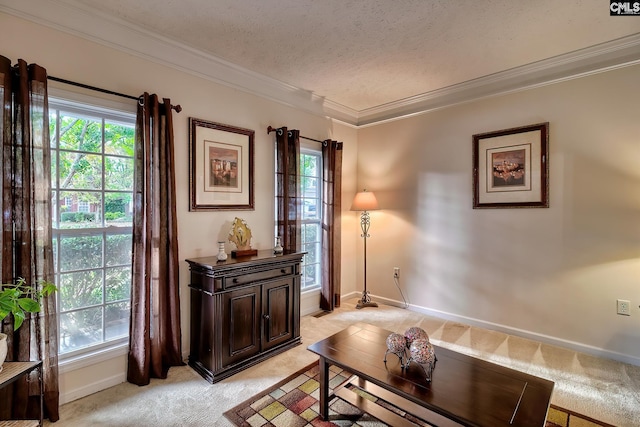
[{"xmin": 351, "ymin": 190, "xmax": 379, "ymax": 211}]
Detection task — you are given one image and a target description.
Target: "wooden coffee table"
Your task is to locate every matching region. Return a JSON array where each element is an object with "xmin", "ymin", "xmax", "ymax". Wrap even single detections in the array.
[{"xmin": 307, "ymin": 323, "xmax": 554, "ymax": 427}]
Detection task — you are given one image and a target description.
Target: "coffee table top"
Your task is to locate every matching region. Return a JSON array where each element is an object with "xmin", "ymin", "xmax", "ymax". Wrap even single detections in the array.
[{"xmin": 308, "ymin": 323, "xmax": 554, "ymax": 427}]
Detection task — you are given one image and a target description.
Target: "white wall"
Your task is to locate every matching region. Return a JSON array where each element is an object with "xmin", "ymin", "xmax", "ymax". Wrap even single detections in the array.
[
  {"xmin": 357, "ymin": 65, "xmax": 640, "ymax": 365},
  {"xmin": 1, "ymin": 13, "xmax": 359, "ymax": 403}
]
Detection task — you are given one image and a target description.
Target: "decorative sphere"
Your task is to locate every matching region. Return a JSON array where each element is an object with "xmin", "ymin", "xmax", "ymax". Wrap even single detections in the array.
[
  {"xmin": 404, "ymin": 327, "xmax": 429, "ymax": 347},
  {"xmin": 386, "ymin": 333, "xmax": 406, "ymax": 353},
  {"xmin": 409, "ymin": 339, "xmax": 436, "ymax": 365}
]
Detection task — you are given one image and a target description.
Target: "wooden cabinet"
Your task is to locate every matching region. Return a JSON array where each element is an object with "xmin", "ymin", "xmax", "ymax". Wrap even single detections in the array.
[
  {"xmin": 0, "ymin": 361, "xmax": 43, "ymax": 426},
  {"xmin": 186, "ymin": 250, "xmax": 303, "ymax": 383}
]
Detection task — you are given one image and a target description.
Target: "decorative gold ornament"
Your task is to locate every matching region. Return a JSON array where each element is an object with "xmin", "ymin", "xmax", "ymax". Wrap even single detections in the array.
[{"xmin": 228, "ymin": 217, "xmax": 253, "ymax": 250}]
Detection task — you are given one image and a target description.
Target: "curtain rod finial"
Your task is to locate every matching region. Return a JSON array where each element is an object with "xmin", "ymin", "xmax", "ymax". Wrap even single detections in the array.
[{"xmin": 173, "ymin": 104, "xmax": 182, "ymax": 113}]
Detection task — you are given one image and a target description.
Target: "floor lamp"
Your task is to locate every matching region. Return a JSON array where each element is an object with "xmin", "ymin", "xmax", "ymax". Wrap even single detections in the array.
[{"xmin": 351, "ymin": 190, "xmax": 379, "ymax": 309}]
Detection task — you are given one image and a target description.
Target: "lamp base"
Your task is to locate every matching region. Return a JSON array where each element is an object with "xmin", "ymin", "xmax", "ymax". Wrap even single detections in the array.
[
  {"xmin": 355, "ymin": 290, "xmax": 378, "ymax": 309},
  {"xmin": 356, "ymin": 301, "xmax": 378, "ymax": 309}
]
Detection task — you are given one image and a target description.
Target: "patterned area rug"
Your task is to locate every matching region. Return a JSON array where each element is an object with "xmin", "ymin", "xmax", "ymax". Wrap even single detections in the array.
[{"xmin": 223, "ymin": 361, "xmax": 616, "ymax": 427}]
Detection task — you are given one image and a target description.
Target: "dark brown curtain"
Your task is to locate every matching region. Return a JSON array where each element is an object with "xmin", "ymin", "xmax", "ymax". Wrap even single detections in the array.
[
  {"xmin": 0, "ymin": 55, "xmax": 59, "ymax": 421},
  {"xmin": 275, "ymin": 127, "xmax": 301, "ymax": 252},
  {"xmin": 127, "ymin": 93, "xmax": 184, "ymax": 386},
  {"xmin": 320, "ymin": 140, "xmax": 343, "ymax": 310}
]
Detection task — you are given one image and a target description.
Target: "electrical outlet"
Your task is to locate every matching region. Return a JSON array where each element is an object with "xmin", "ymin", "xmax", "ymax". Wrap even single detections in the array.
[
  {"xmin": 393, "ymin": 267, "xmax": 400, "ymax": 278},
  {"xmin": 617, "ymin": 299, "xmax": 631, "ymax": 316}
]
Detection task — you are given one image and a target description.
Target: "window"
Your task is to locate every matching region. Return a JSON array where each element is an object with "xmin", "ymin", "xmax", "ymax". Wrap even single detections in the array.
[
  {"xmin": 50, "ymin": 99, "xmax": 135, "ymax": 357},
  {"xmin": 77, "ymin": 200, "xmax": 90, "ymax": 213},
  {"xmin": 299, "ymin": 148, "xmax": 322, "ymax": 291}
]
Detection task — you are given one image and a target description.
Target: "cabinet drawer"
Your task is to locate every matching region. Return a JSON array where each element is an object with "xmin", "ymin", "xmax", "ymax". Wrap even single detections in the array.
[
  {"xmin": 226, "ymin": 265, "xmax": 294, "ymax": 289},
  {"xmin": 190, "ymin": 269, "xmax": 222, "ymax": 294}
]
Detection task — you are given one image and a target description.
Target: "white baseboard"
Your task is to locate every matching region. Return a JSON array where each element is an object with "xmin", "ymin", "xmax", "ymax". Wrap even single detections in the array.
[
  {"xmin": 340, "ymin": 291, "xmax": 360, "ymax": 302},
  {"xmin": 369, "ymin": 295, "xmax": 640, "ymax": 367},
  {"xmin": 60, "ymin": 372, "xmax": 126, "ymax": 405}
]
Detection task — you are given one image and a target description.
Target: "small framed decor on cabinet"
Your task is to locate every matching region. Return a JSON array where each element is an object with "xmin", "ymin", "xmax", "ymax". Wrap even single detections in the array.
[
  {"xmin": 472, "ymin": 122, "xmax": 549, "ymax": 209},
  {"xmin": 189, "ymin": 118, "xmax": 254, "ymax": 210}
]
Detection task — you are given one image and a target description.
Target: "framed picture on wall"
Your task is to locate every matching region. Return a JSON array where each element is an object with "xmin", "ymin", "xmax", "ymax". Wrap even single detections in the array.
[
  {"xmin": 472, "ymin": 122, "xmax": 549, "ymax": 209},
  {"xmin": 189, "ymin": 118, "xmax": 255, "ymax": 210}
]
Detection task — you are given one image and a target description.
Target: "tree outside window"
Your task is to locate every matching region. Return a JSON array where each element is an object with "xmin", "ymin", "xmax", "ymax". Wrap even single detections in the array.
[{"xmin": 50, "ymin": 102, "xmax": 135, "ymax": 355}]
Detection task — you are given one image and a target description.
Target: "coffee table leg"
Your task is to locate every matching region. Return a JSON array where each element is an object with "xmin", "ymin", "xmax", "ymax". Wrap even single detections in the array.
[{"xmin": 319, "ymin": 356, "xmax": 329, "ymax": 420}]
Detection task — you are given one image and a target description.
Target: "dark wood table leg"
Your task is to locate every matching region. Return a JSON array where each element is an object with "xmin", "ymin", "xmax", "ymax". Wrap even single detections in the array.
[{"xmin": 319, "ymin": 356, "xmax": 329, "ymax": 420}]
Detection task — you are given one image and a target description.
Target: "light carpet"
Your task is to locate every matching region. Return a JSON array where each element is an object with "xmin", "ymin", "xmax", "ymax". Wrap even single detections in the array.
[
  {"xmin": 46, "ymin": 300, "xmax": 640, "ymax": 426},
  {"xmin": 222, "ymin": 361, "xmax": 615, "ymax": 427}
]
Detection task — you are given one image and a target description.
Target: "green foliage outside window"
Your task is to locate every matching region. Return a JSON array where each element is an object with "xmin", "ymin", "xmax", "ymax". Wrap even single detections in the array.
[
  {"xmin": 50, "ymin": 107, "xmax": 135, "ymax": 353},
  {"xmin": 51, "ymin": 114, "xmax": 134, "ymax": 227}
]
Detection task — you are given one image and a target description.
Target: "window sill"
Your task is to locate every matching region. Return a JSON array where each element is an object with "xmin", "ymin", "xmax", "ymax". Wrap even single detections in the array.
[{"xmin": 59, "ymin": 342, "xmax": 129, "ymax": 374}]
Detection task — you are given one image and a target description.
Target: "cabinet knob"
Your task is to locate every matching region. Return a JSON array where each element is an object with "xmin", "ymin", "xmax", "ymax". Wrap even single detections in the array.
[
  {"xmin": 281, "ymin": 269, "xmax": 286, "ymax": 274},
  {"xmin": 263, "ymin": 314, "xmax": 270, "ymax": 320}
]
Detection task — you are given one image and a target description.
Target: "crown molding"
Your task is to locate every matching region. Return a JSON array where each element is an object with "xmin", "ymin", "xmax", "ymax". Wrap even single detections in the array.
[
  {"xmin": 2, "ymin": 0, "xmax": 639, "ymax": 127},
  {"xmin": 357, "ymin": 33, "xmax": 640, "ymax": 126}
]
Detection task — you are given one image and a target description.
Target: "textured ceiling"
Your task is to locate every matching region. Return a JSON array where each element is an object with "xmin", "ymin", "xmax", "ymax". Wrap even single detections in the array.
[{"xmin": 21, "ymin": 1, "xmax": 640, "ymax": 112}]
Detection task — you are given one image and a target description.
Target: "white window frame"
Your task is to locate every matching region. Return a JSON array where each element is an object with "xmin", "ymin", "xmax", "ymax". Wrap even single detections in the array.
[{"xmin": 49, "ymin": 92, "xmax": 136, "ymax": 365}]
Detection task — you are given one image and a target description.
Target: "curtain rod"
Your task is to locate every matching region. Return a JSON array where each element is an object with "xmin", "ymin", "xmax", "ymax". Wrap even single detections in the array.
[
  {"xmin": 267, "ymin": 125, "xmax": 324, "ymax": 144},
  {"xmin": 301, "ymin": 135, "xmax": 324, "ymax": 144},
  {"xmin": 47, "ymin": 75, "xmax": 182, "ymax": 112}
]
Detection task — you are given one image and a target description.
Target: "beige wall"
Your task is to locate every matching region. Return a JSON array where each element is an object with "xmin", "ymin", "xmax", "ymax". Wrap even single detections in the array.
[
  {"xmin": 357, "ymin": 65, "xmax": 640, "ymax": 365},
  {"xmin": 1, "ymin": 13, "xmax": 359, "ymax": 403}
]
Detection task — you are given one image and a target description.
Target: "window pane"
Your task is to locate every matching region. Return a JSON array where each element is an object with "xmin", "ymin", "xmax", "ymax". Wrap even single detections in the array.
[
  {"xmin": 78, "ymin": 200, "xmax": 90, "ymax": 213},
  {"xmin": 59, "ymin": 234, "xmax": 103, "ymax": 271},
  {"xmin": 105, "ymin": 193, "xmax": 133, "ymax": 227},
  {"xmin": 59, "ymin": 307, "xmax": 103, "ymax": 352},
  {"xmin": 105, "ymin": 267, "xmax": 131, "ymax": 302},
  {"xmin": 104, "ymin": 122, "xmax": 135, "ymax": 156},
  {"xmin": 303, "ymin": 263, "xmax": 320, "ymax": 288},
  {"xmin": 59, "ymin": 191, "xmax": 102, "ymax": 228},
  {"xmin": 60, "ymin": 271, "xmax": 103, "ymax": 310},
  {"xmin": 58, "ymin": 151, "xmax": 102, "ymax": 190},
  {"xmin": 303, "ymin": 198, "xmax": 319, "ymax": 220},
  {"xmin": 105, "ymin": 156, "xmax": 134, "ymax": 191},
  {"xmin": 301, "ymin": 154, "xmax": 317, "ymax": 176},
  {"xmin": 105, "ymin": 234, "xmax": 132, "ymax": 266},
  {"xmin": 302, "ymin": 223, "xmax": 319, "ymax": 244},
  {"xmin": 303, "ymin": 242, "xmax": 320, "ymax": 265},
  {"xmin": 301, "ymin": 176, "xmax": 318, "ymax": 197},
  {"xmin": 105, "ymin": 301, "xmax": 130, "ymax": 341},
  {"xmin": 57, "ymin": 115, "xmax": 102, "ymax": 152}
]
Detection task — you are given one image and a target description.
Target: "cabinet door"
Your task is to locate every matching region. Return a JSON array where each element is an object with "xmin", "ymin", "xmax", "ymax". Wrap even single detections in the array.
[
  {"xmin": 221, "ymin": 285, "xmax": 261, "ymax": 367},
  {"xmin": 262, "ymin": 278, "xmax": 294, "ymax": 351}
]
